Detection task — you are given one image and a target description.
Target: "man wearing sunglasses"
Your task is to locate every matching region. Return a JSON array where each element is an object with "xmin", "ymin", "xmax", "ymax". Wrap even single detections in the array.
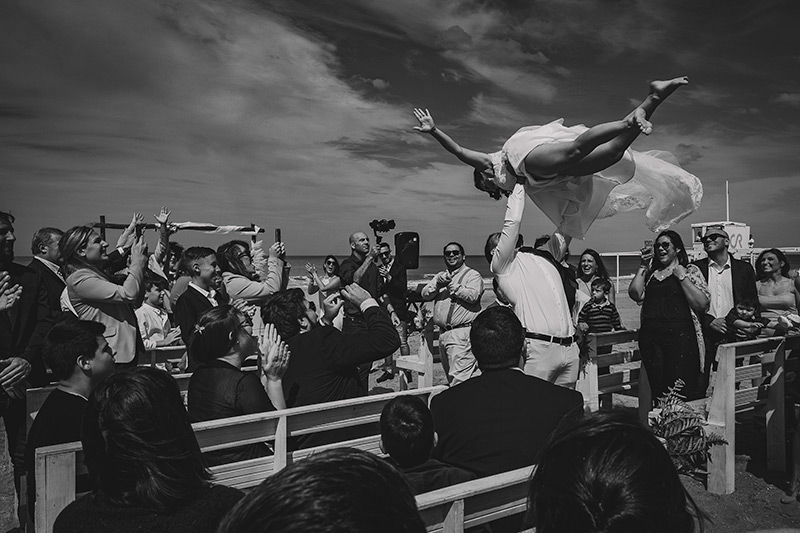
[
  {"xmin": 421, "ymin": 242, "xmax": 484, "ymax": 385},
  {"xmin": 691, "ymin": 227, "xmax": 757, "ymax": 386}
]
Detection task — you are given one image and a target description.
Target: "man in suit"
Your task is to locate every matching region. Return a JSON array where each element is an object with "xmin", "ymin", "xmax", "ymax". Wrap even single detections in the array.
[
  {"xmin": 0, "ymin": 211, "xmax": 53, "ymax": 532},
  {"xmin": 261, "ymin": 285, "xmax": 399, "ymax": 447},
  {"xmin": 691, "ymin": 227, "xmax": 758, "ymax": 385},
  {"xmin": 373, "ymin": 241, "xmax": 410, "ymax": 381},
  {"xmin": 28, "ymin": 227, "xmax": 66, "ymax": 315},
  {"xmin": 430, "ymin": 305, "xmax": 583, "ymax": 478},
  {"xmin": 174, "ymin": 246, "xmax": 227, "ymax": 371}
]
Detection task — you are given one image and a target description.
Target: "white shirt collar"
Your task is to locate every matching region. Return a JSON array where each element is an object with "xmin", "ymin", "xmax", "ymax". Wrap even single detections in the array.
[
  {"xmin": 189, "ymin": 282, "xmax": 215, "ymax": 299},
  {"xmin": 34, "ymin": 256, "xmax": 64, "ymax": 279},
  {"xmin": 710, "ymin": 254, "xmax": 731, "ymax": 271}
]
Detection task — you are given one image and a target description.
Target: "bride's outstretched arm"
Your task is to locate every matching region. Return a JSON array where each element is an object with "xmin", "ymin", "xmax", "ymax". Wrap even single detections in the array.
[{"xmin": 413, "ymin": 108, "xmax": 492, "ymax": 171}]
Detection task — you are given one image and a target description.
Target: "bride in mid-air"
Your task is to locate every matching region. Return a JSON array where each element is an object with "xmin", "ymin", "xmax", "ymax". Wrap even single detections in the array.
[{"xmin": 413, "ymin": 77, "xmax": 702, "ymax": 239}]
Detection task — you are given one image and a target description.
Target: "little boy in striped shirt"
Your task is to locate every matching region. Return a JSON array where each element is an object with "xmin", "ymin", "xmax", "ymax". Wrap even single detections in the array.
[{"xmin": 578, "ymin": 278, "xmax": 623, "ymax": 353}]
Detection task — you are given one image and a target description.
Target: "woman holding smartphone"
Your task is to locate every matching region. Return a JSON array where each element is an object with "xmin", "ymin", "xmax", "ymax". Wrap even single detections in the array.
[{"xmin": 629, "ymin": 230, "xmax": 709, "ymax": 401}]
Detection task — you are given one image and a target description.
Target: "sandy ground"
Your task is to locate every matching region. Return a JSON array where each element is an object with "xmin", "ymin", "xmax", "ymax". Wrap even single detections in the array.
[{"xmin": 2, "ymin": 280, "xmax": 800, "ymax": 531}]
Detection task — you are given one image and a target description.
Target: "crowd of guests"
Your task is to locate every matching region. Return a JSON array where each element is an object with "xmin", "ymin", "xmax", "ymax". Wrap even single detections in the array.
[{"xmin": 2, "ymin": 200, "xmax": 800, "ymax": 532}]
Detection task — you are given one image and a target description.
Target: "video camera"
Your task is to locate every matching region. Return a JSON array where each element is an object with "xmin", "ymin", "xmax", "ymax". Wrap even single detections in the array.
[{"xmin": 369, "ymin": 218, "xmax": 396, "ymax": 243}]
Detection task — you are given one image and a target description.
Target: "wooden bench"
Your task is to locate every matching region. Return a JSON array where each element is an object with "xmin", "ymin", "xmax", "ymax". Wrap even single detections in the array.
[
  {"xmin": 695, "ymin": 334, "xmax": 799, "ymax": 494},
  {"xmin": 26, "ymin": 365, "xmax": 260, "ymax": 428},
  {"xmin": 575, "ymin": 329, "xmax": 651, "ymax": 424},
  {"xmin": 396, "ymin": 321, "xmax": 439, "ymax": 390},
  {"xmin": 34, "ymin": 385, "xmax": 446, "ymax": 532},
  {"xmin": 416, "ymin": 465, "xmax": 534, "ymax": 532},
  {"xmin": 141, "ymin": 344, "xmax": 186, "ymax": 369}
]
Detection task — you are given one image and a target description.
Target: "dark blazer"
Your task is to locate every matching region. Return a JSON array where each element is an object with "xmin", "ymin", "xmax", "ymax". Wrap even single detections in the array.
[
  {"xmin": 431, "ymin": 368, "xmax": 583, "ymax": 478},
  {"xmin": 381, "ymin": 259, "xmax": 409, "ymax": 320},
  {"xmin": 283, "ymin": 306, "xmax": 400, "ymax": 408},
  {"xmin": 1, "ymin": 262, "xmax": 53, "ymax": 387},
  {"xmin": 692, "ymin": 254, "xmax": 757, "ymax": 329},
  {"xmin": 27, "ymin": 258, "xmax": 66, "ymax": 315},
  {"xmin": 281, "ymin": 305, "xmax": 399, "ymax": 448},
  {"xmin": 174, "ymin": 285, "xmax": 227, "ymax": 371}
]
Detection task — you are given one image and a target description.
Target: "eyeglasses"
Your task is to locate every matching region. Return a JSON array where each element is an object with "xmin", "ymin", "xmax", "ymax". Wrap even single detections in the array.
[
  {"xmin": 700, "ymin": 235, "xmax": 724, "ymax": 244},
  {"xmin": 379, "ymin": 251, "xmax": 391, "ymax": 257},
  {"xmin": 444, "ymin": 250, "xmax": 462, "ymax": 257},
  {"xmin": 654, "ymin": 241, "xmax": 672, "ymax": 250},
  {"xmin": 324, "ymin": 260, "xmax": 336, "ymax": 265}
]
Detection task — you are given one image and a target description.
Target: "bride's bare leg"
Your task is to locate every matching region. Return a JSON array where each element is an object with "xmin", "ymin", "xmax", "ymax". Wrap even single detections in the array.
[
  {"xmin": 521, "ymin": 119, "xmax": 637, "ymax": 179},
  {"xmin": 558, "ymin": 76, "xmax": 689, "ymax": 176}
]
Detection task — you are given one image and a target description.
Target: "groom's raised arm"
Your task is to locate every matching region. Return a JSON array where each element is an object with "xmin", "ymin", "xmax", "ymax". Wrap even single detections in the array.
[{"xmin": 491, "ymin": 182, "xmax": 525, "ymax": 275}]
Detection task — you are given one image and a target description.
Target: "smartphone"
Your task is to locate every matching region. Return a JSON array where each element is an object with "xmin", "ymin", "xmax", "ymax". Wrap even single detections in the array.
[
  {"xmin": 275, "ymin": 228, "xmax": 281, "ymax": 243},
  {"xmin": 643, "ymin": 239, "xmax": 653, "ymax": 251}
]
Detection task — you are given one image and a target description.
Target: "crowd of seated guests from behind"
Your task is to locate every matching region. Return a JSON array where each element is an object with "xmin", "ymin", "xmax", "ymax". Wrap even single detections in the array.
[
  {"xmin": 187, "ymin": 305, "xmax": 289, "ymax": 465},
  {"xmin": 22, "ymin": 205, "xmax": 800, "ymax": 531},
  {"xmin": 53, "ymin": 367, "xmax": 243, "ymax": 533},
  {"xmin": 25, "ymin": 318, "xmax": 116, "ymax": 526}
]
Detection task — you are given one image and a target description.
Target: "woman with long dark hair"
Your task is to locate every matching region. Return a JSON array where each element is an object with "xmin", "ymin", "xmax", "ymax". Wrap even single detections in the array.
[
  {"xmin": 755, "ymin": 248, "xmax": 800, "ymax": 336},
  {"xmin": 60, "ymin": 225, "xmax": 147, "ymax": 366},
  {"xmin": 577, "ymin": 248, "xmax": 615, "ymax": 305},
  {"xmin": 528, "ymin": 412, "xmax": 707, "ymax": 532},
  {"xmin": 217, "ymin": 239, "xmax": 285, "ymax": 337},
  {"xmin": 53, "ymin": 367, "xmax": 243, "ymax": 532},
  {"xmin": 629, "ymin": 230, "xmax": 709, "ymax": 400}
]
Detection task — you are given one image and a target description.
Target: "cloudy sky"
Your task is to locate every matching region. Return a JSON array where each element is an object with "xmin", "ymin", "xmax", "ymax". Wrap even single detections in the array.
[{"xmin": 2, "ymin": 0, "xmax": 799, "ymax": 256}]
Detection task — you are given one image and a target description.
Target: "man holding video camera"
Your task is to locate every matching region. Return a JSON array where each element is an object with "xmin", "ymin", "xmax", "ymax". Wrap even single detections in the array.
[{"xmin": 340, "ymin": 230, "xmax": 395, "ymax": 387}]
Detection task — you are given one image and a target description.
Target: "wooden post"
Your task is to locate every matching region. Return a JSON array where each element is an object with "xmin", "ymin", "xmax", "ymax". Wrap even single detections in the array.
[
  {"xmin": 36, "ymin": 444, "xmax": 80, "ymax": 533},
  {"xmin": 707, "ymin": 344, "xmax": 735, "ymax": 494},
  {"xmin": 442, "ymin": 499, "xmax": 465, "ymax": 533},
  {"xmin": 273, "ymin": 415, "xmax": 288, "ymax": 471},
  {"xmin": 766, "ymin": 337, "xmax": 788, "ymax": 472}
]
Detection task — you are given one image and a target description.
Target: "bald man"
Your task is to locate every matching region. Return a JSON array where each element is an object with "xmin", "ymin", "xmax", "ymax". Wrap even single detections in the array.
[{"xmin": 339, "ymin": 231, "xmax": 387, "ymax": 386}]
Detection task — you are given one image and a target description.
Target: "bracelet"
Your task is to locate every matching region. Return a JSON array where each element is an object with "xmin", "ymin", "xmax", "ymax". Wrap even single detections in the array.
[{"xmin": 429, "ymin": 126, "xmax": 437, "ymax": 134}]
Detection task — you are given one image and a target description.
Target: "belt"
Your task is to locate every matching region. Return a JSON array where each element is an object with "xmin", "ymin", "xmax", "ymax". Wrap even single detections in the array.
[
  {"xmin": 525, "ymin": 332, "xmax": 575, "ymax": 346},
  {"xmin": 441, "ymin": 322, "xmax": 472, "ymax": 332}
]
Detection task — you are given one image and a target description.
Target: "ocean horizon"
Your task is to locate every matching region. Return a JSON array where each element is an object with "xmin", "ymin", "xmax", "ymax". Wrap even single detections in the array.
[{"xmin": 17, "ymin": 252, "xmax": 800, "ymax": 283}]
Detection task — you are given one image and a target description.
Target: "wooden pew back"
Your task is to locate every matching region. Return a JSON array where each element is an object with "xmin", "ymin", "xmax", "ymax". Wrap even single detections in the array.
[
  {"xmin": 34, "ymin": 385, "xmax": 446, "ymax": 533},
  {"xmin": 702, "ymin": 334, "xmax": 798, "ymax": 494},
  {"xmin": 576, "ymin": 329, "xmax": 650, "ymax": 423},
  {"xmin": 416, "ymin": 465, "xmax": 534, "ymax": 532}
]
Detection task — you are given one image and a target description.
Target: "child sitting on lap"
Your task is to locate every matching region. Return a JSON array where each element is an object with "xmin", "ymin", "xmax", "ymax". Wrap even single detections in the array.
[
  {"xmin": 380, "ymin": 395, "xmax": 474, "ymax": 495},
  {"xmin": 725, "ymin": 296, "xmax": 770, "ymax": 341}
]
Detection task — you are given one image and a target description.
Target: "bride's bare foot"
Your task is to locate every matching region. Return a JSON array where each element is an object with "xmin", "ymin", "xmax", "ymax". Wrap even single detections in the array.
[
  {"xmin": 650, "ymin": 76, "xmax": 689, "ymax": 101},
  {"xmin": 625, "ymin": 107, "xmax": 653, "ymax": 135}
]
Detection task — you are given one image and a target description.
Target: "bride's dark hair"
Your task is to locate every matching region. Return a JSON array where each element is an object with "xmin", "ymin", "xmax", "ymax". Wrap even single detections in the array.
[{"xmin": 473, "ymin": 169, "xmax": 509, "ymax": 200}]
